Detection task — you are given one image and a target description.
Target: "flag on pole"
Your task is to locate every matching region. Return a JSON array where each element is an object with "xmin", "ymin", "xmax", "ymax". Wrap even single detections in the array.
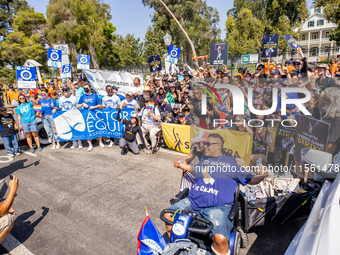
[{"xmin": 137, "ymin": 208, "xmax": 167, "ymax": 255}]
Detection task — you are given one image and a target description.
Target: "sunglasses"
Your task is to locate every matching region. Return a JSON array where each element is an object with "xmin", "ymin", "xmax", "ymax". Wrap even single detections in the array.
[
  {"xmin": 19, "ymin": 97, "xmax": 25, "ymax": 100},
  {"xmin": 203, "ymin": 142, "xmax": 219, "ymax": 147},
  {"xmin": 0, "ymin": 109, "xmax": 6, "ymax": 112}
]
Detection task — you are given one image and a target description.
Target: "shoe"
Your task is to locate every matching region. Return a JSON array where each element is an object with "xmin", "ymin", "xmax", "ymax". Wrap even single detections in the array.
[
  {"xmin": 15, "ymin": 152, "xmax": 21, "ymax": 156},
  {"xmin": 56, "ymin": 144, "xmax": 60, "ymax": 150},
  {"xmin": 30, "ymin": 148, "xmax": 35, "ymax": 153},
  {"xmin": 88, "ymin": 145, "xmax": 93, "ymax": 152},
  {"xmin": 7, "ymin": 154, "xmax": 14, "ymax": 158},
  {"xmin": 78, "ymin": 145, "xmax": 83, "ymax": 149},
  {"xmin": 51, "ymin": 144, "xmax": 56, "ymax": 150},
  {"xmin": 121, "ymin": 147, "xmax": 127, "ymax": 155},
  {"xmin": 70, "ymin": 145, "xmax": 75, "ymax": 149},
  {"xmin": 151, "ymin": 147, "xmax": 157, "ymax": 154},
  {"xmin": 99, "ymin": 142, "xmax": 105, "ymax": 148},
  {"xmin": 138, "ymin": 144, "xmax": 143, "ymax": 151},
  {"xmin": 108, "ymin": 141, "xmax": 114, "ymax": 148},
  {"xmin": 38, "ymin": 147, "xmax": 42, "ymax": 152}
]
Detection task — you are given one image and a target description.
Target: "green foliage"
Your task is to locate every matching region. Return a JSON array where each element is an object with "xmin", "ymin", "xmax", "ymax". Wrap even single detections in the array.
[
  {"xmin": 142, "ymin": 0, "xmax": 220, "ymax": 65},
  {"xmin": 0, "ymin": 8, "xmax": 46, "ymax": 67},
  {"xmin": 143, "ymin": 26, "xmax": 167, "ymax": 59},
  {"xmin": 225, "ymin": 8, "xmax": 264, "ymax": 56},
  {"xmin": 0, "ymin": 66, "xmax": 15, "ymax": 83},
  {"xmin": 113, "ymin": 34, "xmax": 145, "ymax": 67},
  {"xmin": 314, "ymin": 0, "xmax": 340, "ymax": 44},
  {"xmin": 0, "ymin": 0, "xmax": 29, "ymax": 37}
]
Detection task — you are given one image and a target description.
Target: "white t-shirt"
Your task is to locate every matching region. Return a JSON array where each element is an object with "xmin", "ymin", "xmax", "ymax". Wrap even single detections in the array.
[
  {"xmin": 102, "ymin": 95, "xmax": 121, "ymax": 109},
  {"xmin": 120, "ymin": 99, "xmax": 138, "ymax": 109},
  {"xmin": 133, "ymin": 85, "xmax": 144, "ymax": 95},
  {"xmin": 59, "ymin": 95, "xmax": 78, "ymax": 111},
  {"xmin": 139, "ymin": 107, "xmax": 161, "ymax": 125}
]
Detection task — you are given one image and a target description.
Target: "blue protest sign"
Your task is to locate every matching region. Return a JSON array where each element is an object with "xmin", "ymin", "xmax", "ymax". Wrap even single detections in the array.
[
  {"xmin": 48, "ymin": 48, "xmax": 62, "ymax": 68},
  {"xmin": 53, "ymin": 108, "xmax": 134, "ymax": 141},
  {"xmin": 61, "ymin": 64, "xmax": 71, "ymax": 79},
  {"xmin": 16, "ymin": 66, "xmax": 36, "ymax": 89},
  {"xmin": 166, "ymin": 46, "xmax": 181, "ymax": 65},
  {"xmin": 283, "ymin": 35, "xmax": 301, "ymax": 49},
  {"xmin": 77, "ymin": 54, "xmax": 91, "ymax": 70},
  {"xmin": 262, "ymin": 35, "xmax": 279, "ymax": 58}
]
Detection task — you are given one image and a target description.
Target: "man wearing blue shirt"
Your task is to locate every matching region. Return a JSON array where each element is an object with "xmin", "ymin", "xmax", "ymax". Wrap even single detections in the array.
[
  {"xmin": 77, "ymin": 83, "xmax": 103, "ymax": 151},
  {"xmin": 72, "ymin": 81, "xmax": 85, "ymax": 98},
  {"xmin": 164, "ymin": 133, "xmax": 267, "ymax": 255}
]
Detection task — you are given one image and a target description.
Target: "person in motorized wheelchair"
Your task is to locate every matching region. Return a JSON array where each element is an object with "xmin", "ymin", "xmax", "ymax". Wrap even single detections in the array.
[
  {"xmin": 164, "ymin": 133, "xmax": 267, "ymax": 255},
  {"xmin": 163, "ymin": 103, "xmax": 182, "ymax": 123}
]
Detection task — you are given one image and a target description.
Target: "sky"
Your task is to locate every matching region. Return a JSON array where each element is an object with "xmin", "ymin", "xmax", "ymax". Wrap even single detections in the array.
[{"xmin": 26, "ymin": 0, "xmax": 314, "ymax": 41}]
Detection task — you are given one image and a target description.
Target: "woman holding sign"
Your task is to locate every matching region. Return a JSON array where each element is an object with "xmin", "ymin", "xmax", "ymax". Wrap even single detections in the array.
[{"xmin": 16, "ymin": 95, "xmax": 42, "ymax": 153}]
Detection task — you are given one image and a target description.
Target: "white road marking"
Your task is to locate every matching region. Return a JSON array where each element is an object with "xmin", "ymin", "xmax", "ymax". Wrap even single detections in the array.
[{"xmin": 2, "ymin": 233, "xmax": 34, "ymax": 255}]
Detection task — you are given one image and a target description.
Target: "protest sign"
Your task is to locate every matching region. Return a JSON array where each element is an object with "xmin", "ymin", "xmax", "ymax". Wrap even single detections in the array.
[
  {"xmin": 47, "ymin": 48, "xmax": 62, "ymax": 68},
  {"xmin": 283, "ymin": 35, "xmax": 301, "ymax": 49},
  {"xmin": 53, "ymin": 44, "xmax": 69, "ymax": 55},
  {"xmin": 77, "ymin": 54, "xmax": 91, "ymax": 70},
  {"xmin": 210, "ymin": 42, "xmax": 229, "ymax": 65},
  {"xmin": 148, "ymin": 55, "xmax": 162, "ymax": 72},
  {"xmin": 61, "ymin": 64, "xmax": 71, "ymax": 79},
  {"xmin": 83, "ymin": 69, "xmax": 143, "ymax": 96},
  {"xmin": 294, "ymin": 115, "xmax": 330, "ymax": 164},
  {"xmin": 262, "ymin": 35, "xmax": 279, "ymax": 58},
  {"xmin": 275, "ymin": 123, "xmax": 296, "ymax": 153},
  {"xmin": 266, "ymin": 123, "xmax": 279, "ymax": 153},
  {"xmin": 16, "ymin": 66, "xmax": 36, "ymax": 89},
  {"xmin": 53, "ymin": 108, "xmax": 134, "ymax": 141},
  {"xmin": 241, "ymin": 54, "xmax": 259, "ymax": 64},
  {"xmin": 166, "ymin": 46, "xmax": 181, "ymax": 65}
]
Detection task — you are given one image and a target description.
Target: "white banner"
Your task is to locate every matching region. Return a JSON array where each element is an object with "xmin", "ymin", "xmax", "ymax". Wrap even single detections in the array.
[{"xmin": 83, "ymin": 70, "xmax": 143, "ymax": 96}]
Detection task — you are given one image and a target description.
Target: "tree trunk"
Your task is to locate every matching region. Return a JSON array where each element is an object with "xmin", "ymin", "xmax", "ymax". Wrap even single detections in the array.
[
  {"xmin": 88, "ymin": 42, "xmax": 99, "ymax": 69},
  {"xmin": 158, "ymin": 0, "xmax": 199, "ymax": 68}
]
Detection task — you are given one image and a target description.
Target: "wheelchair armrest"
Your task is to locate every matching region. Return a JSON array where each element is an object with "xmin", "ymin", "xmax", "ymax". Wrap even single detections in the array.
[
  {"xmin": 169, "ymin": 188, "xmax": 190, "ymax": 205},
  {"xmin": 228, "ymin": 201, "xmax": 240, "ymax": 221}
]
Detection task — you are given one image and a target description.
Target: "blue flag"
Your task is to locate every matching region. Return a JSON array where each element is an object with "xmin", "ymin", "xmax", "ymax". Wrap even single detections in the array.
[{"xmin": 137, "ymin": 216, "xmax": 167, "ymax": 255}]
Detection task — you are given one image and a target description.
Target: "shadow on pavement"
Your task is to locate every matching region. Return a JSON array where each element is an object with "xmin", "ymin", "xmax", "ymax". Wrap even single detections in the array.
[
  {"xmin": 11, "ymin": 207, "xmax": 49, "ymax": 244},
  {"xmin": 0, "ymin": 159, "xmax": 40, "ymax": 180}
]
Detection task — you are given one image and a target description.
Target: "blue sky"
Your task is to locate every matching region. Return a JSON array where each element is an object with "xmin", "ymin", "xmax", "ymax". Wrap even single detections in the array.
[{"xmin": 26, "ymin": 0, "xmax": 314, "ymax": 41}]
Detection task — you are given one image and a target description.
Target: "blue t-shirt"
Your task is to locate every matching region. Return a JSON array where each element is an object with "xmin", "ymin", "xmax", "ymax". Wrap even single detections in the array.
[
  {"xmin": 188, "ymin": 155, "xmax": 252, "ymax": 210},
  {"xmin": 75, "ymin": 87, "xmax": 85, "ymax": 98},
  {"xmin": 38, "ymin": 98, "xmax": 56, "ymax": 115},
  {"xmin": 16, "ymin": 101, "xmax": 35, "ymax": 123},
  {"xmin": 78, "ymin": 93, "xmax": 101, "ymax": 108}
]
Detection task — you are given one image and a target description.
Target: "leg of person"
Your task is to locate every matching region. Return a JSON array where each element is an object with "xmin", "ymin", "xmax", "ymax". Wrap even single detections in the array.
[
  {"xmin": 78, "ymin": 140, "xmax": 83, "ymax": 149},
  {"xmin": 71, "ymin": 140, "xmax": 77, "ymax": 149},
  {"xmin": 0, "ymin": 213, "xmax": 15, "ymax": 244},
  {"xmin": 42, "ymin": 115, "xmax": 53, "ymax": 144},
  {"xmin": 87, "ymin": 140, "xmax": 93, "ymax": 151},
  {"xmin": 46, "ymin": 114, "xmax": 60, "ymax": 148},
  {"xmin": 201, "ymin": 205, "xmax": 234, "ymax": 255},
  {"xmin": 98, "ymin": 137, "xmax": 104, "ymax": 148},
  {"xmin": 127, "ymin": 140, "xmax": 139, "ymax": 154},
  {"xmin": 2, "ymin": 136, "xmax": 13, "ymax": 156},
  {"xmin": 108, "ymin": 138, "xmax": 114, "ymax": 148},
  {"xmin": 141, "ymin": 124, "xmax": 151, "ymax": 147},
  {"xmin": 149, "ymin": 125, "xmax": 161, "ymax": 149},
  {"xmin": 165, "ymin": 198, "xmax": 199, "ymax": 239},
  {"xmin": 119, "ymin": 138, "xmax": 128, "ymax": 155},
  {"xmin": 10, "ymin": 134, "xmax": 19, "ymax": 154},
  {"xmin": 22, "ymin": 122, "xmax": 34, "ymax": 151},
  {"xmin": 30, "ymin": 120, "xmax": 41, "ymax": 151}
]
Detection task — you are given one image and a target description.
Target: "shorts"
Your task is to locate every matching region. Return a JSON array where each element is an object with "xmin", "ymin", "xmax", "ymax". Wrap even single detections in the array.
[
  {"xmin": 22, "ymin": 120, "xmax": 38, "ymax": 133},
  {"xmin": 169, "ymin": 198, "xmax": 233, "ymax": 242},
  {"xmin": 0, "ymin": 213, "xmax": 15, "ymax": 233}
]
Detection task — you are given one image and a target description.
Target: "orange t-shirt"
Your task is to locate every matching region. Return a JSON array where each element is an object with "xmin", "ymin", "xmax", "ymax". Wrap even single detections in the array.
[
  {"xmin": 286, "ymin": 65, "xmax": 295, "ymax": 73},
  {"xmin": 330, "ymin": 63, "xmax": 338, "ymax": 76},
  {"xmin": 264, "ymin": 63, "xmax": 275, "ymax": 74}
]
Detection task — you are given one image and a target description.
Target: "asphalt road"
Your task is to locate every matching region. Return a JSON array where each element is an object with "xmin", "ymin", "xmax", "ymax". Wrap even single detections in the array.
[{"xmin": 0, "ymin": 141, "xmax": 306, "ymax": 255}]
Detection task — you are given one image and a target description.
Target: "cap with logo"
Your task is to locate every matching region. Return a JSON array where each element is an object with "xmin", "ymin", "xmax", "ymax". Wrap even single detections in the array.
[
  {"xmin": 178, "ymin": 112, "xmax": 185, "ymax": 117},
  {"xmin": 173, "ymin": 104, "xmax": 181, "ymax": 109},
  {"xmin": 271, "ymin": 69, "xmax": 280, "ymax": 75},
  {"xmin": 63, "ymin": 86, "xmax": 70, "ymax": 91},
  {"xmin": 169, "ymin": 83, "xmax": 176, "ymax": 88},
  {"xmin": 126, "ymin": 91, "xmax": 133, "ymax": 96},
  {"xmin": 190, "ymin": 130, "xmax": 210, "ymax": 143},
  {"xmin": 293, "ymin": 59, "xmax": 302, "ymax": 65},
  {"xmin": 184, "ymin": 89, "xmax": 190, "ymax": 93}
]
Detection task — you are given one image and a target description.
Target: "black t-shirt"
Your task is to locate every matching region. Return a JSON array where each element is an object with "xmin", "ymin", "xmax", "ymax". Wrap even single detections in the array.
[
  {"xmin": 0, "ymin": 114, "xmax": 16, "ymax": 137},
  {"xmin": 252, "ymin": 135, "xmax": 267, "ymax": 155},
  {"xmin": 316, "ymin": 77, "xmax": 336, "ymax": 90},
  {"xmin": 323, "ymin": 116, "xmax": 340, "ymax": 155},
  {"xmin": 181, "ymin": 96, "xmax": 190, "ymax": 112}
]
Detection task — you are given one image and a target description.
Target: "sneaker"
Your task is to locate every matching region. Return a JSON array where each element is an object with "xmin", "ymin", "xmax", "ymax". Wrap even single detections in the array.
[
  {"xmin": 51, "ymin": 144, "xmax": 56, "ymax": 150},
  {"xmin": 38, "ymin": 147, "xmax": 42, "ymax": 152},
  {"xmin": 88, "ymin": 145, "xmax": 93, "ymax": 152},
  {"xmin": 108, "ymin": 141, "xmax": 114, "ymax": 148},
  {"xmin": 99, "ymin": 142, "xmax": 105, "ymax": 148},
  {"xmin": 152, "ymin": 147, "xmax": 157, "ymax": 154},
  {"xmin": 121, "ymin": 147, "xmax": 127, "ymax": 155},
  {"xmin": 138, "ymin": 144, "xmax": 143, "ymax": 151},
  {"xmin": 70, "ymin": 145, "xmax": 75, "ymax": 149},
  {"xmin": 56, "ymin": 144, "xmax": 60, "ymax": 150},
  {"xmin": 30, "ymin": 148, "xmax": 35, "ymax": 153},
  {"xmin": 7, "ymin": 154, "xmax": 14, "ymax": 158},
  {"xmin": 78, "ymin": 144, "xmax": 83, "ymax": 149},
  {"xmin": 15, "ymin": 152, "xmax": 21, "ymax": 156}
]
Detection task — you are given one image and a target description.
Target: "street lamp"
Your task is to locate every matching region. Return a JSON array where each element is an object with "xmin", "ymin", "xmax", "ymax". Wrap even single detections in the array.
[{"xmin": 164, "ymin": 33, "xmax": 172, "ymax": 51}]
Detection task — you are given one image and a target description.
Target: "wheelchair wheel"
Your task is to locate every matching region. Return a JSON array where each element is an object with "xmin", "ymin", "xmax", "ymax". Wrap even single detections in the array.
[
  {"xmin": 237, "ymin": 228, "xmax": 248, "ymax": 248},
  {"xmin": 233, "ymin": 230, "xmax": 241, "ymax": 255}
]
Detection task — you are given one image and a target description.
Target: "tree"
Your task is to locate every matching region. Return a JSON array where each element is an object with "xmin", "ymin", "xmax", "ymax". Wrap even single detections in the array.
[
  {"xmin": 225, "ymin": 8, "xmax": 264, "ymax": 57},
  {"xmin": 113, "ymin": 34, "xmax": 144, "ymax": 67},
  {"xmin": 97, "ymin": 22, "xmax": 120, "ymax": 68},
  {"xmin": 46, "ymin": 0, "xmax": 116, "ymax": 69},
  {"xmin": 314, "ymin": 0, "xmax": 340, "ymax": 44},
  {"xmin": 0, "ymin": 0, "xmax": 29, "ymax": 38},
  {"xmin": 0, "ymin": 8, "xmax": 46, "ymax": 68},
  {"xmin": 143, "ymin": 25, "xmax": 167, "ymax": 59},
  {"xmin": 0, "ymin": 66, "xmax": 15, "ymax": 83},
  {"xmin": 142, "ymin": 0, "xmax": 220, "ymax": 67}
]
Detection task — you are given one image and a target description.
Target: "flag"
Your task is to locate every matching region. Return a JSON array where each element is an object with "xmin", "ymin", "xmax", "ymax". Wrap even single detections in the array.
[
  {"xmin": 147, "ymin": 102, "xmax": 155, "ymax": 111},
  {"xmin": 166, "ymin": 91, "xmax": 175, "ymax": 104},
  {"xmin": 137, "ymin": 215, "xmax": 167, "ymax": 255},
  {"xmin": 185, "ymin": 111, "xmax": 190, "ymax": 120},
  {"xmin": 33, "ymin": 104, "xmax": 42, "ymax": 113}
]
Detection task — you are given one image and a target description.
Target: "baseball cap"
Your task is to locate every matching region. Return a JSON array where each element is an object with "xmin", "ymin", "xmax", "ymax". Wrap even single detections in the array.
[
  {"xmin": 288, "ymin": 61, "xmax": 293, "ymax": 64},
  {"xmin": 184, "ymin": 89, "xmax": 190, "ymax": 93},
  {"xmin": 130, "ymin": 113, "xmax": 137, "ymax": 118},
  {"xmin": 73, "ymin": 81, "xmax": 78, "ymax": 85},
  {"xmin": 271, "ymin": 69, "xmax": 280, "ymax": 75},
  {"xmin": 9, "ymin": 85, "xmax": 13, "ymax": 88},
  {"xmin": 256, "ymin": 63, "xmax": 265, "ymax": 69},
  {"xmin": 199, "ymin": 67, "xmax": 204, "ymax": 71},
  {"xmin": 169, "ymin": 78, "xmax": 175, "ymax": 83},
  {"xmin": 254, "ymin": 88, "xmax": 264, "ymax": 94},
  {"xmin": 178, "ymin": 112, "xmax": 185, "ymax": 117},
  {"xmin": 190, "ymin": 131, "xmax": 210, "ymax": 143},
  {"xmin": 253, "ymin": 99, "xmax": 263, "ymax": 105},
  {"xmin": 316, "ymin": 63, "xmax": 329, "ymax": 70},
  {"xmin": 62, "ymin": 86, "xmax": 70, "ymax": 91},
  {"xmin": 126, "ymin": 91, "xmax": 133, "ymax": 96},
  {"xmin": 293, "ymin": 59, "xmax": 302, "ymax": 65},
  {"xmin": 173, "ymin": 104, "xmax": 181, "ymax": 109},
  {"xmin": 169, "ymin": 83, "xmax": 176, "ymax": 88}
]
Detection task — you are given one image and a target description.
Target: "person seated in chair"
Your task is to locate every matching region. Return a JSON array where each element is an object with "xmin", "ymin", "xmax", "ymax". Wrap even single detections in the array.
[{"xmin": 164, "ymin": 133, "xmax": 267, "ymax": 255}]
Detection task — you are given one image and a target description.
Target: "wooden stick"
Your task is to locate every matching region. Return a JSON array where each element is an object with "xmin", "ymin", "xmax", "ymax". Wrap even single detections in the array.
[{"xmin": 285, "ymin": 151, "xmax": 289, "ymax": 167}]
